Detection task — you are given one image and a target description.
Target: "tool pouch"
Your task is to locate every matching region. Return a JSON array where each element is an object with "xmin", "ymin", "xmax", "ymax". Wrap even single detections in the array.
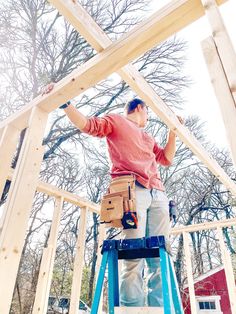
[{"xmin": 100, "ymin": 175, "xmax": 137, "ymax": 229}]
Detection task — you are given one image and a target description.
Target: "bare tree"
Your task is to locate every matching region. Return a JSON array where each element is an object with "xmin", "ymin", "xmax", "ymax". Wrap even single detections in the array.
[{"xmin": 0, "ymin": 0, "xmax": 195, "ymax": 312}]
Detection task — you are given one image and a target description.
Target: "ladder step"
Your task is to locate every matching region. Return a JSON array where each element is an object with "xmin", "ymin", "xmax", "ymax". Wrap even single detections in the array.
[{"xmin": 114, "ymin": 307, "xmax": 164, "ymax": 313}]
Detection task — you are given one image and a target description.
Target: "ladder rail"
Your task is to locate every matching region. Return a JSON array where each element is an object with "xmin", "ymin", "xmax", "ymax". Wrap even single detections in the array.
[{"xmin": 91, "ymin": 236, "xmax": 183, "ymax": 314}]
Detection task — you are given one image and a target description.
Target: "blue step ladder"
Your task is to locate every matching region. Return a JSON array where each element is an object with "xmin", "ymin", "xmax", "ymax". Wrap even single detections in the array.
[{"xmin": 91, "ymin": 236, "xmax": 184, "ymax": 314}]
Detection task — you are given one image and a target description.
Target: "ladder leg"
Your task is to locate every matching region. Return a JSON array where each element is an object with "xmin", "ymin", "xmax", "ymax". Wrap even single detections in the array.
[
  {"xmin": 168, "ymin": 255, "xmax": 184, "ymax": 314},
  {"xmin": 91, "ymin": 251, "xmax": 109, "ymax": 314},
  {"xmin": 108, "ymin": 249, "xmax": 119, "ymax": 314},
  {"xmin": 159, "ymin": 247, "xmax": 172, "ymax": 314}
]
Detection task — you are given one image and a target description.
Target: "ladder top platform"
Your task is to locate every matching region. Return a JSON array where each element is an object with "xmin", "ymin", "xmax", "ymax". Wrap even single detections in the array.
[{"xmin": 101, "ymin": 236, "xmax": 167, "ymax": 259}]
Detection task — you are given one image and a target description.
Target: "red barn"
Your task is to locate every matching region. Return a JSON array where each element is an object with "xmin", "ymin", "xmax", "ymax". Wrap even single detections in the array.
[{"xmin": 182, "ymin": 266, "xmax": 234, "ymax": 314}]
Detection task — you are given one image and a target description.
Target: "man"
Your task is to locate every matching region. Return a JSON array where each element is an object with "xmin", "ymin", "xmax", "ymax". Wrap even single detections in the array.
[{"xmin": 44, "ymin": 85, "xmax": 181, "ymax": 307}]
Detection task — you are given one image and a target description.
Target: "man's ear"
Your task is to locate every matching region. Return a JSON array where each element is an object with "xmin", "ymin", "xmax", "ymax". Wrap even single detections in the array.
[{"xmin": 136, "ymin": 104, "xmax": 142, "ymax": 112}]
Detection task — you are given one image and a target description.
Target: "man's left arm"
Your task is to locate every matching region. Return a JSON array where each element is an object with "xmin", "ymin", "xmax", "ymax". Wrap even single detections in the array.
[
  {"xmin": 154, "ymin": 116, "xmax": 184, "ymax": 165},
  {"xmin": 163, "ymin": 130, "xmax": 176, "ymax": 164}
]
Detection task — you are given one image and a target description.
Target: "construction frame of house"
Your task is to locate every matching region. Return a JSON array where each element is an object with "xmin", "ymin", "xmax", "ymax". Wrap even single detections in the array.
[{"xmin": 0, "ymin": 0, "xmax": 236, "ymax": 313}]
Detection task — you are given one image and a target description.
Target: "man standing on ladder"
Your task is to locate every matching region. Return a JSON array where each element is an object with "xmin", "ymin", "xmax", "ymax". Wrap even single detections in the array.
[{"xmin": 44, "ymin": 85, "xmax": 183, "ymax": 307}]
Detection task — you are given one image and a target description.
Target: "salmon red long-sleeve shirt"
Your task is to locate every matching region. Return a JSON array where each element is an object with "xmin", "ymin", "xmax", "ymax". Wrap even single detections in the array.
[{"xmin": 82, "ymin": 113, "xmax": 171, "ymax": 191}]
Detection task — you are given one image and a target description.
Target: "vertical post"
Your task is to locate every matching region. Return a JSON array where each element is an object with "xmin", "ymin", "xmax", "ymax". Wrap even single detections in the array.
[
  {"xmin": 182, "ymin": 232, "xmax": 197, "ymax": 314},
  {"xmin": 0, "ymin": 125, "xmax": 19, "ymax": 199},
  {"xmin": 32, "ymin": 196, "xmax": 64, "ymax": 314},
  {"xmin": 0, "ymin": 107, "xmax": 48, "ymax": 314},
  {"xmin": 201, "ymin": 36, "xmax": 236, "ymax": 167},
  {"xmin": 69, "ymin": 206, "xmax": 88, "ymax": 314},
  {"xmin": 0, "ymin": 125, "xmax": 20, "ymax": 236},
  {"xmin": 216, "ymin": 227, "xmax": 236, "ymax": 313},
  {"xmin": 201, "ymin": 0, "xmax": 236, "ymax": 103}
]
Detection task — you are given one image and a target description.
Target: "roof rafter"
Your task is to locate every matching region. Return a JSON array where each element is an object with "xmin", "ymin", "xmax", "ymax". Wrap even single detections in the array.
[
  {"xmin": 47, "ymin": 0, "xmax": 236, "ymax": 196},
  {"xmin": 1, "ymin": 0, "xmax": 235, "ymax": 196}
]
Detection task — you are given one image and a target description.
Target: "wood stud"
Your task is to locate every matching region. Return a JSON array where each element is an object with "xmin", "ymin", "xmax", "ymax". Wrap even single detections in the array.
[
  {"xmin": 0, "ymin": 107, "xmax": 48, "ymax": 314},
  {"xmin": 216, "ymin": 227, "xmax": 236, "ymax": 313},
  {"xmin": 0, "ymin": 125, "xmax": 20, "ymax": 236},
  {"xmin": 183, "ymin": 232, "xmax": 198, "ymax": 314},
  {"xmin": 69, "ymin": 206, "xmax": 88, "ymax": 314},
  {"xmin": 32, "ymin": 197, "xmax": 64, "ymax": 314}
]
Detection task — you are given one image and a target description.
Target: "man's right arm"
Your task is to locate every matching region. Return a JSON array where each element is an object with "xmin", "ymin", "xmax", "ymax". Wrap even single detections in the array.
[
  {"xmin": 63, "ymin": 104, "xmax": 113, "ymax": 137},
  {"xmin": 63, "ymin": 104, "xmax": 88, "ymax": 131},
  {"xmin": 41, "ymin": 83, "xmax": 112, "ymax": 136}
]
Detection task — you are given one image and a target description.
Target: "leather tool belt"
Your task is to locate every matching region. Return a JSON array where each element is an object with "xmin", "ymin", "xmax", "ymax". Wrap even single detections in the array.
[{"xmin": 100, "ymin": 175, "xmax": 138, "ymax": 229}]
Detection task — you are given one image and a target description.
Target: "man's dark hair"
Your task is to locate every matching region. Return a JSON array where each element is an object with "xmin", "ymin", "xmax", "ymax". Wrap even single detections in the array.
[{"xmin": 124, "ymin": 98, "xmax": 146, "ymax": 114}]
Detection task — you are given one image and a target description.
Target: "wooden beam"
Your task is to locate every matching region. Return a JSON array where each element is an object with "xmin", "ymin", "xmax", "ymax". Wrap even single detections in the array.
[
  {"xmin": 48, "ymin": 0, "xmax": 236, "ymax": 196},
  {"xmin": 0, "ymin": 126, "xmax": 19, "ymax": 237},
  {"xmin": 69, "ymin": 206, "xmax": 88, "ymax": 314},
  {"xmin": 0, "ymin": 0, "xmax": 227, "ymax": 131},
  {"xmin": 7, "ymin": 168, "xmax": 100, "ymax": 213},
  {"xmin": 1, "ymin": 1, "xmax": 234, "ymax": 195},
  {"xmin": 0, "ymin": 125, "xmax": 19, "ymax": 199},
  {"xmin": 201, "ymin": 0, "xmax": 236, "ymax": 104},
  {"xmin": 183, "ymin": 232, "xmax": 197, "ymax": 314},
  {"xmin": 0, "ymin": 107, "xmax": 48, "ymax": 314},
  {"xmin": 171, "ymin": 216, "xmax": 236, "ymax": 234},
  {"xmin": 32, "ymin": 197, "xmax": 64, "ymax": 314},
  {"xmin": 202, "ymin": 37, "xmax": 236, "ymax": 167},
  {"xmin": 216, "ymin": 227, "xmax": 236, "ymax": 313}
]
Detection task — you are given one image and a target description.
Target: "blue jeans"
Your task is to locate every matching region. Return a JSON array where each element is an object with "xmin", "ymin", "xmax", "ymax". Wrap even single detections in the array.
[{"xmin": 120, "ymin": 184, "xmax": 170, "ymax": 307}]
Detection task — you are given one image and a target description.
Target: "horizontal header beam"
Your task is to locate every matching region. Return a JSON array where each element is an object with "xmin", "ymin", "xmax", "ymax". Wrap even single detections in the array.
[
  {"xmin": 7, "ymin": 169, "xmax": 99, "ymax": 213},
  {"xmin": 171, "ymin": 217, "xmax": 236, "ymax": 234}
]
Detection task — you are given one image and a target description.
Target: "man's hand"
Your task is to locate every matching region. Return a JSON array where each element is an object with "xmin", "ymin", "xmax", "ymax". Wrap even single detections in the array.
[{"xmin": 41, "ymin": 82, "xmax": 55, "ymax": 96}]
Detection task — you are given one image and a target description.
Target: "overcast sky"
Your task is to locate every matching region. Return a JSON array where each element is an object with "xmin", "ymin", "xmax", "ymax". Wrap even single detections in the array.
[{"xmin": 152, "ymin": 0, "xmax": 236, "ymax": 150}]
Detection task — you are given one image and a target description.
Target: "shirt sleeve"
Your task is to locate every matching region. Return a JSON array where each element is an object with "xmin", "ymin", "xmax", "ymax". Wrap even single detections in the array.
[
  {"xmin": 81, "ymin": 115, "xmax": 113, "ymax": 138},
  {"xmin": 153, "ymin": 142, "xmax": 172, "ymax": 166}
]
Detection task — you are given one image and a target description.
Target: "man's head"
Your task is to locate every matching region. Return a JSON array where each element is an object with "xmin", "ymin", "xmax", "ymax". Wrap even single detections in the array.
[{"xmin": 124, "ymin": 98, "xmax": 148, "ymax": 128}]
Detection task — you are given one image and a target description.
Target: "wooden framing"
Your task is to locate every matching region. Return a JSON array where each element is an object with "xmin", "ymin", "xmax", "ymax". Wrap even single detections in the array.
[
  {"xmin": 216, "ymin": 227, "xmax": 236, "ymax": 313},
  {"xmin": 201, "ymin": 0, "xmax": 236, "ymax": 104},
  {"xmin": 0, "ymin": 107, "xmax": 48, "ymax": 314},
  {"xmin": 0, "ymin": 126, "xmax": 20, "ymax": 236},
  {"xmin": 32, "ymin": 197, "xmax": 64, "ymax": 314},
  {"xmin": 183, "ymin": 232, "xmax": 198, "ymax": 314},
  {"xmin": 47, "ymin": 0, "xmax": 236, "ymax": 197},
  {"xmin": 0, "ymin": 125, "xmax": 19, "ymax": 200},
  {"xmin": 0, "ymin": 0, "xmax": 236, "ymax": 312},
  {"xmin": 171, "ymin": 216, "xmax": 236, "ymax": 234},
  {"xmin": 7, "ymin": 167, "xmax": 100, "ymax": 213},
  {"xmin": 0, "ymin": 0, "xmax": 227, "ymax": 129},
  {"xmin": 0, "ymin": 1, "xmax": 235, "ymax": 196},
  {"xmin": 69, "ymin": 206, "xmax": 88, "ymax": 314},
  {"xmin": 202, "ymin": 37, "xmax": 236, "ymax": 167}
]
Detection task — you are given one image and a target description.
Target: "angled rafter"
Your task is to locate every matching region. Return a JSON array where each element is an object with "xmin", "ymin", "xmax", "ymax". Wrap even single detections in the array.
[
  {"xmin": 0, "ymin": 0, "xmax": 227, "ymax": 131},
  {"xmin": 47, "ymin": 0, "xmax": 236, "ymax": 196},
  {"xmin": 0, "ymin": 1, "xmax": 234, "ymax": 196}
]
